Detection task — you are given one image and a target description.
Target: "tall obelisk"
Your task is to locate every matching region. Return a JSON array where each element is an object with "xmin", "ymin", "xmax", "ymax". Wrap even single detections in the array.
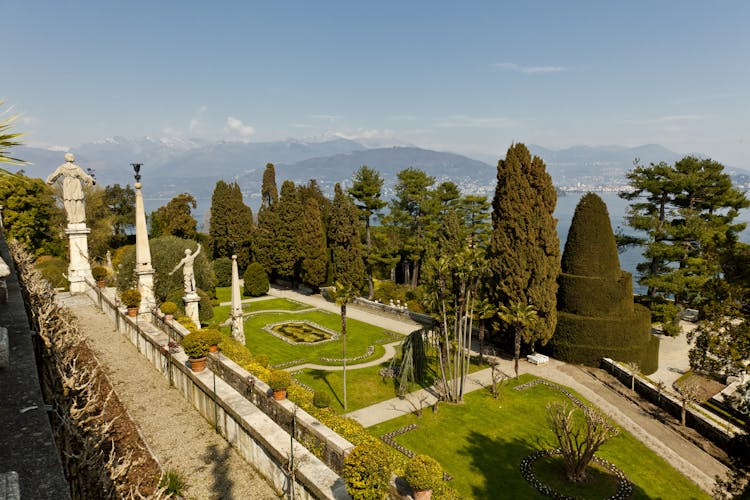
[{"xmin": 132, "ymin": 164, "xmax": 156, "ymax": 314}]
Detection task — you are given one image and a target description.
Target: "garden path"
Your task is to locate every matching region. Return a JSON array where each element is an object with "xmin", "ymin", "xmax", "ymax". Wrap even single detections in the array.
[{"xmin": 59, "ymin": 292, "xmax": 279, "ymax": 500}]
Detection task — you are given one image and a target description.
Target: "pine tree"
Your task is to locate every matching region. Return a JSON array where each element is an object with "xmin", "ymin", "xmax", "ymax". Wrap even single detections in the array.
[
  {"xmin": 209, "ymin": 180, "xmax": 254, "ymax": 270},
  {"xmin": 348, "ymin": 165, "xmax": 387, "ymax": 299},
  {"xmin": 300, "ymin": 197, "xmax": 328, "ymax": 288},
  {"xmin": 329, "ymin": 183, "xmax": 364, "ymax": 410},
  {"xmin": 486, "ymin": 143, "xmax": 560, "ymax": 347},
  {"xmin": 383, "ymin": 168, "xmax": 437, "ymax": 287}
]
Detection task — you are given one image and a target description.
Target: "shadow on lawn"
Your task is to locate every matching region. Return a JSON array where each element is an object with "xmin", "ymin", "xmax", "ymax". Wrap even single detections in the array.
[
  {"xmin": 458, "ymin": 431, "xmax": 652, "ymax": 499},
  {"xmin": 307, "ymin": 370, "xmax": 344, "ymax": 408}
]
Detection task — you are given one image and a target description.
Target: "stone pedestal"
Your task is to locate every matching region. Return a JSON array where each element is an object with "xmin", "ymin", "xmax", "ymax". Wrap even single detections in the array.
[
  {"xmin": 184, "ymin": 293, "xmax": 201, "ymax": 330},
  {"xmin": 65, "ymin": 223, "xmax": 93, "ymax": 294},
  {"xmin": 136, "ymin": 268, "xmax": 156, "ymax": 315}
]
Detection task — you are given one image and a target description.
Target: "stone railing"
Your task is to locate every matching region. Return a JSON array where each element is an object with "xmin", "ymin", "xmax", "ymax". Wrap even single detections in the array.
[
  {"xmin": 352, "ymin": 297, "xmax": 434, "ymax": 326},
  {"xmin": 84, "ymin": 282, "xmax": 350, "ymax": 500},
  {"xmin": 602, "ymin": 357, "xmax": 744, "ymax": 448}
]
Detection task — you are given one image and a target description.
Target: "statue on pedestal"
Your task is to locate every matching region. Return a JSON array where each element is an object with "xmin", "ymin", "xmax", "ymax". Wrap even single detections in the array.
[
  {"xmin": 169, "ymin": 243, "xmax": 201, "ymax": 295},
  {"xmin": 46, "ymin": 153, "xmax": 95, "ymax": 225}
]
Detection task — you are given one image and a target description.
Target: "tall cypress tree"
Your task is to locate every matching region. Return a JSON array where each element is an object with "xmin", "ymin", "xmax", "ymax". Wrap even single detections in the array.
[
  {"xmin": 275, "ymin": 180, "xmax": 304, "ymax": 281},
  {"xmin": 209, "ymin": 180, "xmax": 254, "ymax": 270},
  {"xmin": 486, "ymin": 143, "xmax": 560, "ymax": 347},
  {"xmin": 300, "ymin": 197, "xmax": 328, "ymax": 288},
  {"xmin": 329, "ymin": 183, "xmax": 364, "ymax": 410},
  {"xmin": 255, "ymin": 165, "xmax": 280, "ymax": 277}
]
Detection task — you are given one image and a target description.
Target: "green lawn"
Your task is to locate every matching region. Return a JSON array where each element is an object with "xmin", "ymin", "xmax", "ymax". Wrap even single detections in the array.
[
  {"xmin": 241, "ymin": 309, "xmax": 399, "ymax": 366},
  {"xmin": 369, "ymin": 375, "xmax": 710, "ymax": 500},
  {"xmin": 215, "ymin": 286, "xmax": 251, "ymax": 303},
  {"xmin": 243, "ymin": 297, "xmax": 311, "ymax": 312}
]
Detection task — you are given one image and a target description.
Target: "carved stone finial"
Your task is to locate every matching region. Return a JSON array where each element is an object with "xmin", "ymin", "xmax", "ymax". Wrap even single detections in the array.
[{"xmin": 64, "ymin": 152, "xmax": 75, "ymax": 163}]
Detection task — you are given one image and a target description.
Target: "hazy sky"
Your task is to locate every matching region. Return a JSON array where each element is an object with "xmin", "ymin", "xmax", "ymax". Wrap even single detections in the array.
[{"xmin": 6, "ymin": 1, "xmax": 749, "ymax": 166}]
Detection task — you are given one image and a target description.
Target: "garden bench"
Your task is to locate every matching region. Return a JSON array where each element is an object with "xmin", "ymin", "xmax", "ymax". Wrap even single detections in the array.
[{"xmin": 526, "ymin": 353, "xmax": 549, "ymax": 365}]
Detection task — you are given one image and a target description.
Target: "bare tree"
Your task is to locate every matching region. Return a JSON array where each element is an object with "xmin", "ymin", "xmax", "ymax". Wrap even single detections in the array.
[
  {"xmin": 546, "ymin": 402, "xmax": 619, "ymax": 482},
  {"xmin": 490, "ymin": 363, "xmax": 509, "ymax": 400}
]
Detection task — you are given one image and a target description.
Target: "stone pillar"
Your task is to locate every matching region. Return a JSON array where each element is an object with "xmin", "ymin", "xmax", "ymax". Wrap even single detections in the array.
[
  {"xmin": 134, "ymin": 181, "xmax": 156, "ymax": 314},
  {"xmin": 230, "ymin": 255, "xmax": 245, "ymax": 344},
  {"xmin": 184, "ymin": 293, "xmax": 201, "ymax": 330},
  {"xmin": 66, "ymin": 223, "xmax": 94, "ymax": 294}
]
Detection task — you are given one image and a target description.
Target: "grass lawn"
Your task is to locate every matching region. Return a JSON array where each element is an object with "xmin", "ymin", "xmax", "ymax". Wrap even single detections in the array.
[
  {"xmin": 241, "ymin": 309, "xmax": 399, "ymax": 366},
  {"xmin": 295, "ymin": 363, "xmax": 399, "ymax": 413},
  {"xmin": 215, "ymin": 286, "xmax": 251, "ymax": 303},
  {"xmin": 369, "ymin": 374, "xmax": 710, "ymax": 500},
  {"xmin": 296, "ymin": 355, "xmax": 494, "ymax": 414},
  {"xmin": 243, "ymin": 297, "xmax": 311, "ymax": 312}
]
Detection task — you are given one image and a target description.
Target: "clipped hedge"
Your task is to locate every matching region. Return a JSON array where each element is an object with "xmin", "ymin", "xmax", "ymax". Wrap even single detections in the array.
[
  {"xmin": 550, "ymin": 307, "xmax": 659, "ymax": 374},
  {"xmin": 243, "ymin": 262, "xmax": 269, "ymax": 297},
  {"xmin": 556, "ymin": 271, "xmax": 633, "ymax": 317},
  {"xmin": 342, "ymin": 438, "xmax": 393, "ymax": 500},
  {"xmin": 560, "ymin": 193, "xmax": 621, "ymax": 279}
]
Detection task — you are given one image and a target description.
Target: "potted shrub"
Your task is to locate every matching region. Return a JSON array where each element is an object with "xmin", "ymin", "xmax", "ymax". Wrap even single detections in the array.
[
  {"xmin": 121, "ymin": 288, "xmax": 141, "ymax": 316},
  {"xmin": 181, "ymin": 331, "xmax": 211, "ymax": 372},
  {"xmin": 267, "ymin": 370, "xmax": 293, "ymax": 400},
  {"xmin": 159, "ymin": 301, "xmax": 178, "ymax": 320},
  {"xmin": 201, "ymin": 328, "xmax": 223, "ymax": 353},
  {"xmin": 404, "ymin": 454, "xmax": 443, "ymax": 500},
  {"xmin": 92, "ymin": 266, "xmax": 109, "ymax": 288}
]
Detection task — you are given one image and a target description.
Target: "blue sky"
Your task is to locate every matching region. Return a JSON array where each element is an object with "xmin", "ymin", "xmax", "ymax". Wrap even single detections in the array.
[{"xmin": 6, "ymin": 1, "xmax": 749, "ymax": 166}]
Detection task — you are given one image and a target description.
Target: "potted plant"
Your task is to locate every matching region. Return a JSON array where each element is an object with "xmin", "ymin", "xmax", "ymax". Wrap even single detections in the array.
[
  {"xmin": 201, "ymin": 328, "xmax": 223, "ymax": 353},
  {"xmin": 159, "ymin": 301, "xmax": 178, "ymax": 320},
  {"xmin": 404, "ymin": 454, "xmax": 443, "ymax": 500},
  {"xmin": 267, "ymin": 370, "xmax": 293, "ymax": 400},
  {"xmin": 121, "ymin": 288, "xmax": 141, "ymax": 317},
  {"xmin": 181, "ymin": 330, "xmax": 211, "ymax": 372},
  {"xmin": 92, "ymin": 266, "xmax": 109, "ymax": 288}
]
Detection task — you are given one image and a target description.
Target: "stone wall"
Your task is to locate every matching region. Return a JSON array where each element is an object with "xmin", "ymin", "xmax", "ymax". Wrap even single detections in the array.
[
  {"xmin": 86, "ymin": 283, "xmax": 350, "ymax": 500},
  {"xmin": 602, "ymin": 358, "xmax": 743, "ymax": 449}
]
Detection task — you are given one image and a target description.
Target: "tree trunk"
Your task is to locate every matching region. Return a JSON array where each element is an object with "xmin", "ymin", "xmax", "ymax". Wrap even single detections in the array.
[
  {"xmin": 514, "ymin": 329, "xmax": 521, "ymax": 379},
  {"xmin": 365, "ymin": 221, "xmax": 374, "ymax": 300},
  {"xmin": 341, "ymin": 302, "xmax": 347, "ymax": 411},
  {"xmin": 478, "ymin": 322, "xmax": 485, "ymax": 364},
  {"xmin": 411, "ymin": 259, "xmax": 420, "ymax": 288}
]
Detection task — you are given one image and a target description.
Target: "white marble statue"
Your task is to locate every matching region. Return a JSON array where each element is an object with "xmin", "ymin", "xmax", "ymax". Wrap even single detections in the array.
[
  {"xmin": 46, "ymin": 153, "xmax": 95, "ymax": 225},
  {"xmin": 169, "ymin": 243, "xmax": 201, "ymax": 294}
]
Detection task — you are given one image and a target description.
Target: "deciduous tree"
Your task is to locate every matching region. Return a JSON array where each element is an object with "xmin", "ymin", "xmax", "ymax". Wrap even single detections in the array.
[{"xmin": 150, "ymin": 193, "xmax": 198, "ymax": 240}]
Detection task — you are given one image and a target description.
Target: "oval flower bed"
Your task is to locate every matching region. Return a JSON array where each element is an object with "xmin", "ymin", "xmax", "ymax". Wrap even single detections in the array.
[{"xmin": 264, "ymin": 320, "xmax": 340, "ymax": 345}]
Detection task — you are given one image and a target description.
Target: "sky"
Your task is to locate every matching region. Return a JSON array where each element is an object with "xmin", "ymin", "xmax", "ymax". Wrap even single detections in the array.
[{"xmin": 5, "ymin": 1, "xmax": 750, "ymax": 166}]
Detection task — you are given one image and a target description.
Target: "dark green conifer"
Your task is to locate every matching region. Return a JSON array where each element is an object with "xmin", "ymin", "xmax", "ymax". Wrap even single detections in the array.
[
  {"xmin": 275, "ymin": 180, "xmax": 304, "ymax": 281},
  {"xmin": 300, "ymin": 197, "xmax": 328, "ymax": 288},
  {"xmin": 550, "ymin": 193, "xmax": 659, "ymax": 373},
  {"xmin": 209, "ymin": 180, "xmax": 254, "ymax": 270},
  {"xmin": 486, "ymin": 143, "xmax": 560, "ymax": 347}
]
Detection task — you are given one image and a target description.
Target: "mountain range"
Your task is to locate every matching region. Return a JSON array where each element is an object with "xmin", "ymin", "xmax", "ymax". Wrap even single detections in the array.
[{"xmin": 14, "ymin": 137, "xmax": 747, "ymax": 212}]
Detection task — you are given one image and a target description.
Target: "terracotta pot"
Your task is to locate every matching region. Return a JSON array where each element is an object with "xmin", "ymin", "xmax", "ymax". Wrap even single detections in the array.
[
  {"xmin": 209, "ymin": 344, "xmax": 218, "ymax": 353},
  {"xmin": 273, "ymin": 389, "xmax": 287, "ymax": 401},
  {"xmin": 127, "ymin": 306, "xmax": 138, "ymax": 317},
  {"xmin": 96, "ymin": 280, "xmax": 106, "ymax": 289},
  {"xmin": 413, "ymin": 489, "xmax": 432, "ymax": 500},
  {"xmin": 189, "ymin": 356, "xmax": 207, "ymax": 372}
]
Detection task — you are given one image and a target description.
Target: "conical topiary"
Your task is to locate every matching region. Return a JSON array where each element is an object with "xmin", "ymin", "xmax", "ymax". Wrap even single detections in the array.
[
  {"xmin": 560, "ymin": 193, "xmax": 620, "ymax": 279},
  {"xmin": 549, "ymin": 193, "xmax": 659, "ymax": 373}
]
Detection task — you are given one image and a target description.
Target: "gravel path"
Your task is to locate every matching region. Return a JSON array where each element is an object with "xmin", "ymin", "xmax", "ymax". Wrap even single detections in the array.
[{"xmin": 60, "ymin": 294, "xmax": 279, "ymax": 500}]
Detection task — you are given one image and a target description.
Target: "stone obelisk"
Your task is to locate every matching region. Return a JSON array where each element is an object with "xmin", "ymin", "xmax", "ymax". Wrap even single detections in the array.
[
  {"xmin": 230, "ymin": 255, "xmax": 245, "ymax": 343},
  {"xmin": 46, "ymin": 153, "xmax": 94, "ymax": 294},
  {"xmin": 133, "ymin": 165, "xmax": 156, "ymax": 314}
]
